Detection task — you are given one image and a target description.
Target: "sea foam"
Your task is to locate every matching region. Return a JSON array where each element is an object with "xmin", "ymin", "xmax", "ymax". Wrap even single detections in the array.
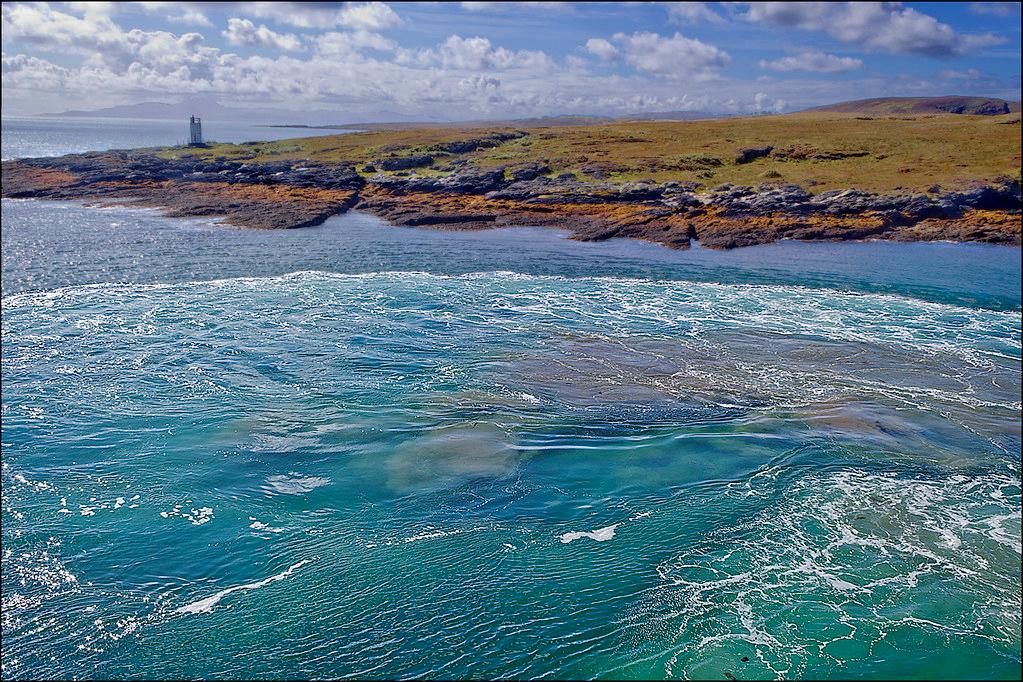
[{"xmin": 176, "ymin": 560, "xmax": 311, "ymax": 615}]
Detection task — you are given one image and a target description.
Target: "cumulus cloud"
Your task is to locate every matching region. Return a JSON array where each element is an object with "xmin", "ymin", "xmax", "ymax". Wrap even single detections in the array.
[
  {"xmin": 736, "ymin": 2, "xmax": 1003, "ymax": 57},
  {"xmin": 2, "ymin": 2, "xmax": 222, "ymax": 75},
  {"xmin": 666, "ymin": 2, "xmax": 725, "ymax": 24},
  {"xmin": 2, "ymin": 51, "xmax": 69, "ymax": 90},
  {"xmin": 410, "ymin": 35, "xmax": 553, "ymax": 71},
  {"xmin": 338, "ymin": 1, "xmax": 402, "ymax": 30},
  {"xmin": 223, "ymin": 18, "xmax": 302, "ymax": 51},
  {"xmin": 2, "ymin": 2, "xmax": 125, "ymax": 54},
  {"xmin": 2, "ymin": 0, "xmax": 1017, "ymax": 121},
  {"xmin": 315, "ymin": 30, "xmax": 396, "ymax": 56},
  {"xmin": 595, "ymin": 31, "xmax": 730, "ymax": 79},
  {"xmin": 754, "ymin": 91, "xmax": 786, "ymax": 112},
  {"xmin": 585, "ymin": 38, "xmax": 619, "ymax": 61},
  {"xmin": 759, "ymin": 49, "xmax": 862, "ymax": 73},
  {"xmin": 244, "ymin": 2, "xmax": 401, "ymax": 30},
  {"xmin": 131, "ymin": 2, "xmax": 212, "ymax": 26}
]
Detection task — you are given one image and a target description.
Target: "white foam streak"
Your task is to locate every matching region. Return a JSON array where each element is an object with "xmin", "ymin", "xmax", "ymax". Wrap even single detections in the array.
[
  {"xmin": 559, "ymin": 524, "xmax": 619, "ymax": 544},
  {"xmin": 176, "ymin": 559, "xmax": 311, "ymax": 615}
]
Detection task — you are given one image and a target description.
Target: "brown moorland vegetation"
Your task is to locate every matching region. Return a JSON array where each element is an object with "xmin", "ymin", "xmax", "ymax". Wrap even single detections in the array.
[{"xmin": 158, "ymin": 112, "xmax": 1022, "ymax": 194}]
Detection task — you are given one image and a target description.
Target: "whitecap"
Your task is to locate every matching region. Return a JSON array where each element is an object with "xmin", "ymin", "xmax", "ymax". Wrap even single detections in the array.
[
  {"xmin": 559, "ymin": 524, "xmax": 619, "ymax": 544},
  {"xmin": 175, "ymin": 559, "xmax": 311, "ymax": 615}
]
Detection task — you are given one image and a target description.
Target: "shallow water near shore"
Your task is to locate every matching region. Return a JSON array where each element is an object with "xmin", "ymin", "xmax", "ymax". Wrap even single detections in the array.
[{"xmin": 2, "ymin": 123, "xmax": 1021, "ymax": 679}]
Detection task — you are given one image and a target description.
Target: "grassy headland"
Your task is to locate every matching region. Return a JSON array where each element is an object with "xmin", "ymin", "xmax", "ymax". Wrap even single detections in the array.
[
  {"xmin": 159, "ymin": 112, "xmax": 1022, "ymax": 194},
  {"xmin": 4, "ymin": 110, "xmax": 1020, "ymax": 249}
]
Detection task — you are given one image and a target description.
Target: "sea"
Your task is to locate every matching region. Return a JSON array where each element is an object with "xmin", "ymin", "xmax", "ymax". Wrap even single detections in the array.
[{"xmin": 2, "ymin": 117, "xmax": 1021, "ymax": 680}]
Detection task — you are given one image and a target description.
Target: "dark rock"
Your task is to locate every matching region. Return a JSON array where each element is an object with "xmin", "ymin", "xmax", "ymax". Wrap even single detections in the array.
[
  {"xmin": 663, "ymin": 181, "xmax": 701, "ymax": 192},
  {"xmin": 402, "ymin": 213, "xmax": 497, "ymax": 226},
  {"xmin": 429, "ymin": 131, "xmax": 527, "ymax": 154},
  {"xmin": 373, "ymin": 167, "xmax": 508, "ymax": 195},
  {"xmin": 375, "ymin": 154, "xmax": 434, "ymax": 171},
  {"xmin": 510, "ymin": 164, "xmax": 550, "ymax": 182},
  {"xmin": 734, "ymin": 146, "xmax": 773, "ymax": 164}
]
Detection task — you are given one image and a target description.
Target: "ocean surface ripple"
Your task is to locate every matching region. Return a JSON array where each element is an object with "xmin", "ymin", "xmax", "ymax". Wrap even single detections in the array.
[{"xmin": 3, "ymin": 270, "xmax": 1020, "ymax": 680}]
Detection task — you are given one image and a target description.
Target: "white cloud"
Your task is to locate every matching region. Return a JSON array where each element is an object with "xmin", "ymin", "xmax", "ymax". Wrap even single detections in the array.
[
  {"xmin": 244, "ymin": 2, "xmax": 401, "ymax": 30},
  {"xmin": 585, "ymin": 38, "xmax": 619, "ymax": 61},
  {"xmin": 315, "ymin": 30, "xmax": 396, "ymax": 56},
  {"xmin": 59, "ymin": 1, "xmax": 212, "ymax": 26},
  {"xmin": 666, "ymin": 2, "xmax": 725, "ymax": 24},
  {"xmin": 2, "ymin": 0, "xmax": 1017, "ymax": 121},
  {"xmin": 939, "ymin": 68, "xmax": 983, "ymax": 80},
  {"xmin": 737, "ymin": 2, "xmax": 1003, "ymax": 57},
  {"xmin": 3, "ymin": 2, "xmax": 125, "ymax": 55},
  {"xmin": 338, "ymin": 2, "xmax": 402, "ymax": 30},
  {"xmin": 2, "ymin": 51, "xmax": 69, "ymax": 91},
  {"xmin": 131, "ymin": 2, "xmax": 212, "ymax": 26},
  {"xmin": 223, "ymin": 18, "xmax": 302, "ymax": 51},
  {"xmin": 754, "ymin": 91, "xmax": 785, "ymax": 112},
  {"xmin": 759, "ymin": 49, "xmax": 862, "ymax": 73},
  {"xmin": 411, "ymin": 35, "xmax": 553, "ymax": 71},
  {"xmin": 565, "ymin": 54, "xmax": 588, "ymax": 71},
  {"xmin": 2, "ymin": 2, "xmax": 222, "ymax": 74},
  {"xmin": 602, "ymin": 31, "xmax": 730, "ymax": 79}
]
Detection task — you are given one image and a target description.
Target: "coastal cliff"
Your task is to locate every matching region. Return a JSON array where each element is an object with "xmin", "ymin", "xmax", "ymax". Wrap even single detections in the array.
[{"xmin": 3, "ymin": 113, "xmax": 1020, "ymax": 249}]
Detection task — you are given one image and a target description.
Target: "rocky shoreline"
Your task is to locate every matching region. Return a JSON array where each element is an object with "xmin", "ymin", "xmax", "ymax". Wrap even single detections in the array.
[{"xmin": 2, "ymin": 149, "xmax": 1020, "ymax": 249}]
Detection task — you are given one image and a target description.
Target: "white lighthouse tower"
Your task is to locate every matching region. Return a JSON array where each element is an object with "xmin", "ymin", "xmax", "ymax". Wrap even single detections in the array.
[{"xmin": 189, "ymin": 115, "xmax": 203, "ymax": 145}]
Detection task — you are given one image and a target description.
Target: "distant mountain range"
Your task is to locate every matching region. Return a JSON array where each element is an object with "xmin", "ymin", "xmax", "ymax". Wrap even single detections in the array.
[
  {"xmin": 803, "ymin": 96, "xmax": 1021, "ymax": 116},
  {"xmin": 44, "ymin": 95, "xmax": 1021, "ymax": 127},
  {"xmin": 270, "ymin": 111, "xmax": 739, "ymax": 131},
  {"xmin": 43, "ymin": 99, "xmax": 426, "ymax": 126},
  {"xmin": 48, "ymin": 101, "xmax": 736, "ymax": 128}
]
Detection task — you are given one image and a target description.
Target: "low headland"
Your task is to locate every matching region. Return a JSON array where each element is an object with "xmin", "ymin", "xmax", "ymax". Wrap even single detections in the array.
[{"xmin": 3, "ymin": 106, "xmax": 1020, "ymax": 250}]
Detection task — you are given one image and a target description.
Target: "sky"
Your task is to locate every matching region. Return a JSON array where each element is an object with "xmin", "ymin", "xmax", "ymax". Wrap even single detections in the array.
[{"xmin": 2, "ymin": 1, "xmax": 1020, "ymax": 122}]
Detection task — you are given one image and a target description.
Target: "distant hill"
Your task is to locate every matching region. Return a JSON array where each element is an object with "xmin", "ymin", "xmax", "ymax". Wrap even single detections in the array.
[
  {"xmin": 282, "ymin": 115, "xmax": 616, "ymax": 131},
  {"xmin": 47, "ymin": 101, "xmax": 737, "ymax": 129},
  {"xmin": 805, "ymin": 96, "xmax": 1021, "ymax": 116},
  {"xmin": 618, "ymin": 110, "xmax": 738, "ymax": 122},
  {"xmin": 43, "ymin": 99, "xmax": 428, "ymax": 126},
  {"xmin": 269, "ymin": 111, "xmax": 734, "ymax": 131}
]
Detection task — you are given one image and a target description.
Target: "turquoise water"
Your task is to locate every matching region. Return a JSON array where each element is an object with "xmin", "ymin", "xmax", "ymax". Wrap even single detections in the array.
[{"xmin": 2, "ymin": 120, "xmax": 1021, "ymax": 680}]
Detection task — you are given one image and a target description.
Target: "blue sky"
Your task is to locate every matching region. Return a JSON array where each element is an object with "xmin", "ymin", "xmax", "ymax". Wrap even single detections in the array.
[{"xmin": 2, "ymin": 2, "xmax": 1020, "ymax": 121}]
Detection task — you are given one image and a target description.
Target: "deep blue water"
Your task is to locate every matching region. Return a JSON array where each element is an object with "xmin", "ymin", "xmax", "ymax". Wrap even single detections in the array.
[{"xmin": 1, "ymin": 119, "xmax": 1021, "ymax": 680}]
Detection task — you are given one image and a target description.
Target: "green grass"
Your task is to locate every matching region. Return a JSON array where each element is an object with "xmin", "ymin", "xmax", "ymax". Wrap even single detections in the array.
[{"xmin": 156, "ymin": 112, "xmax": 1022, "ymax": 193}]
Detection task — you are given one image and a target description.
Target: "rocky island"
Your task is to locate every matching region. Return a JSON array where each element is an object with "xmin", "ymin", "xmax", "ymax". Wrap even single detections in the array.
[{"xmin": 3, "ymin": 110, "xmax": 1020, "ymax": 249}]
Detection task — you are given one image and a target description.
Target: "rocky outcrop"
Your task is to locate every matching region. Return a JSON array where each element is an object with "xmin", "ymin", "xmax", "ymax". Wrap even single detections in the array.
[
  {"xmin": 429, "ymin": 131, "xmax": 526, "ymax": 154},
  {"xmin": 2, "ymin": 151, "xmax": 363, "ymax": 230},
  {"xmin": 371, "ymin": 168, "xmax": 508, "ymax": 195},
  {"xmin": 769, "ymin": 145, "xmax": 870, "ymax": 161},
  {"xmin": 373, "ymin": 154, "xmax": 434, "ymax": 171},
  {"xmin": 2, "ymin": 149, "xmax": 1019, "ymax": 248},
  {"xmin": 734, "ymin": 146, "xmax": 773, "ymax": 164}
]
